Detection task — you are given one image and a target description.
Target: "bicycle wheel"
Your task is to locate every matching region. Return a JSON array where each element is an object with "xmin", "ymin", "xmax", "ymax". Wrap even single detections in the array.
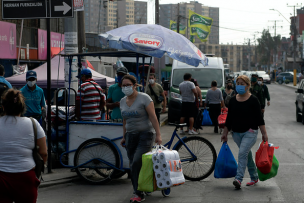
[
  {"xmin": 74, "ymin": 138, "xmax": 120, "ymax": 184},
  {"xmin": 175, "ymin": 136, "xmax": 217, "ymax": 181}
]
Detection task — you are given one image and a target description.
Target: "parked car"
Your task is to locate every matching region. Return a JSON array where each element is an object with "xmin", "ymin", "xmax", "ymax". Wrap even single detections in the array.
[
  {"xmin": 261, "ymin": 74, "xmax": 271, "ymax": 84},
  {"xmin": 295, "ymin": 79, "xmax": 304, "ymax": 125},
  {"xmin": 276, "ymin": 72, "xmax": 299, "ymax": 84}
]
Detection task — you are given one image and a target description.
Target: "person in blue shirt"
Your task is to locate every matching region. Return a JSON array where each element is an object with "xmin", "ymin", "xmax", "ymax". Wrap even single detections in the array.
[
  {"xmin": 106, "ymin": 67, "xmax": 128, "ymax": 121},
  {"xmin": 0, "ymin": 64, "xmax": 13, "ymax": 89},
  {"xmin": 0, "ymin": 64, "xmax": 13, "ymax": 115},
  {"xmin": 20, "ymin": 70, "xmax": 46, "ymax": 122}
]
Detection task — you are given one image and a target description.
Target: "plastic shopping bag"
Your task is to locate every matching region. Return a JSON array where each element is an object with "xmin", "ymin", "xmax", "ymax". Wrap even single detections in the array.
[
  {"xmin": 214, "ymin": 142, "xmax": 238, "ymax": 178},
  {"xmin": 257, "ymin": 154, "xmax": 279, "ymax": 181},
  {"xmin": 255, "ymin": 141, "xmax": 274, "ymax": 174},
  {"xmin": 153, "ymin": 145, "xmax": 185, "ymax": 189},
  {"xmin": 202, "ymin": 109, "xmax": 213, "ymax": 126},
  {"xmin": 218, "ymin": 108, "xmax": 228, "ymax": 129},
  {"xmin": 138, "ymin": 151, "xmax": 158, "ymax": 192}
]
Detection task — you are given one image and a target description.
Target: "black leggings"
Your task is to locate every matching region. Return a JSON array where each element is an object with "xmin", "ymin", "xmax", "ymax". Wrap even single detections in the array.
[{"xmin": 208, "ymin": 104, "xmax": 221, "ymax": 128}]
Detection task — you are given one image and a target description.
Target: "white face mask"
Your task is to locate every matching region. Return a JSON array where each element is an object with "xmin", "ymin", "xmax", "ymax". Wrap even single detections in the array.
[
  {"xmin": 257, "ymin": 81, "xmax": 262, "ymax": 85},
  {"xmin": 149, "ymin": 79, "xmax": 155, "ymax": 84},
  {"xmin": 27, "ymin": 80, "xmax": 36, "ymax": 87},
  {"xmin": 122, "ymin": 86, "xmax": 134, "ymax": 96}
]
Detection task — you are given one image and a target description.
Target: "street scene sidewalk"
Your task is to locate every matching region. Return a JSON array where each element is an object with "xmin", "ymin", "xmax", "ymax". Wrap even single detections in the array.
[{"xmin": 40, "ymin": 111, "xmax": 169, "ymax": 188}]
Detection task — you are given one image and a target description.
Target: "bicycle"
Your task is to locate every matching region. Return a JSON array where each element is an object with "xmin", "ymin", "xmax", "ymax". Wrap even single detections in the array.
[{"xmin": 65, "ymin": 122, "xmax": 217, "ymax": 185}]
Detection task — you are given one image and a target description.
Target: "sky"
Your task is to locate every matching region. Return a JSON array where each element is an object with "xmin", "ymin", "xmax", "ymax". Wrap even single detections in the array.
[{"xmin": 139, "ymin": 0, "xmax": 303, "ymax": 45}]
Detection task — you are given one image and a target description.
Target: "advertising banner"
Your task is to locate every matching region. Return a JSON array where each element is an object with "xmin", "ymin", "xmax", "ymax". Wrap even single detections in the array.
[
  {"xmin": 169, "ymin": 20, "xmax": 186, "ymax": 35},
  {"xmin": 38, "ymin": 29, "xmax": 64, "ymax": 60},
  {"xmin": 188, "ymin": 10, "xmax": 213, "ymax": 42},
  {"xmin": 0, "ymin": 21, "xmax": 16, "ymax": 59}
]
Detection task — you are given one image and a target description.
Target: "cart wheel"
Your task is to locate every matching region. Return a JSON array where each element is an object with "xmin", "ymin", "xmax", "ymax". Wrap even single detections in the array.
[
  {"xmin": 74, "ymin": 138, "xmax": 120, "ymax": 184},
  {"xmin": 161, "ymin": 188, "xmax": 171, "ymax": 197}
]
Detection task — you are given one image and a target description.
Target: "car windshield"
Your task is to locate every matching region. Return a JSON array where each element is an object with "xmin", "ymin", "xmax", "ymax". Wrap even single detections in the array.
[{"xmin": 172, "ymin": 68, "xmax": 223, "ymax": 89}]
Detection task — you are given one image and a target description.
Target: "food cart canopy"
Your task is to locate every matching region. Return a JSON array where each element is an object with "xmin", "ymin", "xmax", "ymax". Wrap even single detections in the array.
[{"xmin": 6, "ymin": 55, "xmax": 115, "ymax": 88}]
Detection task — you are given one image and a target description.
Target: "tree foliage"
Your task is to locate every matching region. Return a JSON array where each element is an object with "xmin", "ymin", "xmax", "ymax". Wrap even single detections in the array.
[{"xmin": 256, "ymin": 29, "xmax": 282, "ymax": 65}]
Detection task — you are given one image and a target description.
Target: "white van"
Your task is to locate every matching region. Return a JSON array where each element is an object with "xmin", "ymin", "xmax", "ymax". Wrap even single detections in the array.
[{"xmin": 167, "ymin": 57, "xmax": 225, "ymax": 123}]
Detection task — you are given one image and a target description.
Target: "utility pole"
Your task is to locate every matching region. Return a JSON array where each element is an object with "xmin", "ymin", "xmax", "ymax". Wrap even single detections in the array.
[
  {"xmin": 177, "ymin": 3, "xmax": 180, "ymax": 33},
  {"xmin": 268, "ymin": 20, "xmax": 283, "ymax": 36},
  {"xmin": 155, "ymin": 0, "xmax": 159, "ymax": 24},
  {"xmin": 78, "ymin": 10, "xmax": 86, "ymax": 54},
  {"xmin": 248, "ymin": 39, "xmax": 251, "ymax": 71},
  {"xmin": 98, "ymin": 0, "xmax": 102, "ymax": 33},
  {"xmin": 64, "ymin": 14, "xmax": 79, "ymax": 91},
  {"xmin": 287, "ymin": 3, "xmax": 302, "ymax": 86}
]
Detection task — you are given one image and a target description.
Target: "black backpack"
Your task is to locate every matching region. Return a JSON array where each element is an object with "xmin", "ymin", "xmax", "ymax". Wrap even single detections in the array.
[{"xmin": 0, "ymin": 82, "xmax": 9, "ymax": 113}]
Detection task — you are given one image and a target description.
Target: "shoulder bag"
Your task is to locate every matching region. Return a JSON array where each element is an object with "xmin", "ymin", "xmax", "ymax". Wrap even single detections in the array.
[
  {"xmin": 148, "ymin": 84, "xmax": 164, "ymax": 104},
  {"xmin": 30, "ymin": 117, "xmax": 45, "ymax": 180}
]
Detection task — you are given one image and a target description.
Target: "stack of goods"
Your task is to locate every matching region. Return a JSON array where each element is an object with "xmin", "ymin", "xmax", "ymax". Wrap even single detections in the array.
[{"xmin": 152, "ymin": 149, "xmax": 185, "ymax": 189}]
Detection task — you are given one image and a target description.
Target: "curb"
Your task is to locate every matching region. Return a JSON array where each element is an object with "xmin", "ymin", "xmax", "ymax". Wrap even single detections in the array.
[
  {"xmin": 40, "ymin": 176, "xmax": 80, "ymax": 188},
  {"xmin": 274, "ymin": 82, "xmax": 298, "ymax": 90},
  {"xmin": 160, "ymin": 116, "xmax": 168, "ymax": 127}
]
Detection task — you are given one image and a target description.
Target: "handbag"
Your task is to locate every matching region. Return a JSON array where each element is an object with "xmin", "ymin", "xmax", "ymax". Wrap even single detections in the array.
[
  {"xmin": 202, "ymin": 109, "xmax": 213, "ymax": 126},
  {"xmin": 89, "ymin": 81, "xmax": 106, "ymax": 113},
  {"xmin": 214, "ymin": 142, "xmax": 238, "ymax": 178},
  {"xmin": 30, "ymin": 118, "xmax": 45, "ymax": 180},
  {"xmin": 257, "ymin": 154, "xmax": 279, "ymax": 181},
  {"xmin": 255, "ymin": 141, "xmax": 274, "ymax": 174},
  {"xmin": 138, "ymin": 150, "xmax": 158, "ymax": 192},
  {"xmin": 148, "ymin": 85, "xmax": 164, "ymax": 104}
]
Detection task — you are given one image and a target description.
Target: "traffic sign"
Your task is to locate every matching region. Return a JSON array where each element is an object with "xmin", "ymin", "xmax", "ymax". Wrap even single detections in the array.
[
  {"xmin": 50, "ymin": 0, "xmax": 73, "ymax": 18},
  {"xmin": 2, "ymin": 0, "xmax": 73, "ymax": 19}
]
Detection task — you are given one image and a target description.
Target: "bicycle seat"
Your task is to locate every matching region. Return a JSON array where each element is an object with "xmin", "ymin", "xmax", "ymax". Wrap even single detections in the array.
[{"xmin": 168, "ymin": 123, "xmax": 187, "ymax": 127}]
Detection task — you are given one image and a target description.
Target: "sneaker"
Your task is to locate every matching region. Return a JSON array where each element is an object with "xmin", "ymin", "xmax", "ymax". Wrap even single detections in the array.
[
  {"xmin": 180, "ymin": 130, "xmax": 185, "ymax": 135},
  {"xmin": 130, "ymin": 194, "xmax": 145, "ymax": 203},
  {"xmin": 233, "ymin": 179, "xmax": 241, "ymax": 189},
  {"xmin": 188, "ymin": 130, "xmax": 198, "ymax": 135},
  {"xmin": 246, "ymin": 179, "xmax": 258, "ymax": 186}
]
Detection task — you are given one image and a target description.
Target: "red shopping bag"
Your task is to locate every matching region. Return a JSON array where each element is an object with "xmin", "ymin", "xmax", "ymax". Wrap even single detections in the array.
[
  {"xmin": 218, "ymin": 108, "xmax": 228, "ymax": 129},
  {"xmin": 255, "ymin": 141, "xmax": 274, "ymax": 174}
]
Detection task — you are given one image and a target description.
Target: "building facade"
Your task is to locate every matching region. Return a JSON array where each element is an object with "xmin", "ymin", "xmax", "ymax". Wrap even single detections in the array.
[
  {"xmin": 159, "ymin": 1, "xmax": 219, "ymax": 44},
  {"xmin": 199, "ymin": 43, "xmax": 256, "ymax": 72},
  {"xmin": 84, "ymin": 0, "xmax": 147, "ymax": 34}
]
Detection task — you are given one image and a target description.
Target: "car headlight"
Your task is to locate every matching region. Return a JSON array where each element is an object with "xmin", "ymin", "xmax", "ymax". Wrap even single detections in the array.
[{"xmin": 171, "ymin": 92, "xmax": 182, "ymax": 101}]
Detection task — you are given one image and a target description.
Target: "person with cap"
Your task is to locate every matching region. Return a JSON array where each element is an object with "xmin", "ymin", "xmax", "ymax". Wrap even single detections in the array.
[
  {"xmin": 20, "ymin": 70, "xmax": 46, "ymax": 122},
  {"xmin": 75, "ymin": 69, "xmax": 105, "ymax": 121},
  {"xmin": 250, "ymin": 74, "xmax": 264, "ymax": 114},
  {"xmin": 106, "ymin": 67, "xmax": 128, "ymax": 121},
  {"xmin": 258, "ymin": 77, "xmax": 270, "ymax": 111}
]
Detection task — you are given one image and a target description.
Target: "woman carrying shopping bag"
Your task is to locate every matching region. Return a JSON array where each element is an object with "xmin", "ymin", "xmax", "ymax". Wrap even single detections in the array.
[
  {"xmin": 119, "ymin": 75, "xmax": 162, "ymax": 203},
  {"xmin": 221, "ymin": 75, "xmax": 268, "ymax": 189},
  {"xmin": 205, "ymin": 80, "xmax": 225, "ymax": 133}
]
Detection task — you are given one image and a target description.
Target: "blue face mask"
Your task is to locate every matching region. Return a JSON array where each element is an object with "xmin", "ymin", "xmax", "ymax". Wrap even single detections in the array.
[
  {"xmin": 236, "ymin": 85, "xmax": 248, "ymax": 95},
  {"xmin": 117, "ymin": 75, "xmax": 123, "ymax": 83}
]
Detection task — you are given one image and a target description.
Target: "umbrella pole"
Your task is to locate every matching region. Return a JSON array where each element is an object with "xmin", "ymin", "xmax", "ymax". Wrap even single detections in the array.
[
  {"xmin": 136, "ymin": 54, "xmax": 139, "ymax": 82},
  {"xmin": 145, "ymin": 57, "xmax": 153, "ymax": 93},
  {"xmin": 142, "ymin": 57, "xmax": 145, "ymax": 92}
]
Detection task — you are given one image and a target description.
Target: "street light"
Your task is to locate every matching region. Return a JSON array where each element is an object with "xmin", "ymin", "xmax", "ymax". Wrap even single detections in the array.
[{"xmin": 269, "ymin": 9, "xmax": 290, "ymax": 24}]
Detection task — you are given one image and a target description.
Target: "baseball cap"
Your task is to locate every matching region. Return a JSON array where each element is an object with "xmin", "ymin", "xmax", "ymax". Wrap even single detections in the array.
[
  {"xmin": 117, "ymin": 67, "xmax": 128, "ymax": 75},
  {"xmin": 76, "ymin": 68, "xmax": 92, "ymax": 78},
  {"xmin": 26, "ymin": 70, "xmax": 37, "ymax": 80}
]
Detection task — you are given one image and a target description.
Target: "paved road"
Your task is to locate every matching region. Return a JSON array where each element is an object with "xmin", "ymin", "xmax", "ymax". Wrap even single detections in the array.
[{"xmin": 38, "ymin": 84, "xmax": 304, "ymax": 203}]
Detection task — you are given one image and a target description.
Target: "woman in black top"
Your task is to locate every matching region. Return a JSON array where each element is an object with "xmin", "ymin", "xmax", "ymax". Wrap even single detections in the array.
[{"xmin": 221, "ymin": 75, "xmax": 268, "ymax": 189}]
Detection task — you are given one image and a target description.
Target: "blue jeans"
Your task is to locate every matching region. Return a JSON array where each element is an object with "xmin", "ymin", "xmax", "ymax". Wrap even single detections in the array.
[{"xmin": 232, "ymin": 129, "xmax": 259, "ymax": 182}]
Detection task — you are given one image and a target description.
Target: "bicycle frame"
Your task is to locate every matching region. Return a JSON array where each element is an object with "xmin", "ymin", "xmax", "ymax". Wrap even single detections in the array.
[
  {"xmin": 163, "ymin": 127, "xmax": 197, "ymax": 163},
  {"xmin": 60, "ymin": 126, "xmax": 198, "ymax": 170}
]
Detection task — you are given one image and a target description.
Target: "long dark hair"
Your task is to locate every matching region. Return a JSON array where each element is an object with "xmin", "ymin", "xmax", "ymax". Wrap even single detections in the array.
[{"xmin": 2, "ymin": 89, "xmax": 26, "ymax": 116}]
